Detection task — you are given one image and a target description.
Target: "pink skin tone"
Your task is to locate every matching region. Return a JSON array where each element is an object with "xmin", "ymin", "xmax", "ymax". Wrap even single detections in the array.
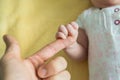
[
  {"xmin": 91, "ymin": 0, "xmax": 120, "ymax": 8},
  {"xmin": 56, "ymin": 22, "xmax": 88, "ymax": 60},
  {"xmin": 0, "ymin": 35, "xmax": 71, "ymax": 80},
  {"xmin": 1, "ymin": 1, "xmax": 119, "ymax": 80},
  {"xmin": 56, "ymin": 1, "xmax": 120, "ymax": 61}
]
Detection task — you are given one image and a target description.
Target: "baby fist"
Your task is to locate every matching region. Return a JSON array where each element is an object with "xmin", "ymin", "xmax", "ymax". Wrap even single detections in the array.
[{"xmin": 56, "ymin": 22, "xmax": 79, "ymax": 44}]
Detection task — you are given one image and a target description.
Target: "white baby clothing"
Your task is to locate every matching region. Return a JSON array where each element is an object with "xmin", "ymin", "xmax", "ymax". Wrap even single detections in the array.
[{"xmin": 76, "ymin": 5, "xmax": 120, "ymax": 80}]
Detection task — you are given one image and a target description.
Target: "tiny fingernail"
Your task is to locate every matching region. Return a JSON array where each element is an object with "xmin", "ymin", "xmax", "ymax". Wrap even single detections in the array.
[{"xmin": 40, "ymin": 68, "xmax": 47, "ymax": 76}]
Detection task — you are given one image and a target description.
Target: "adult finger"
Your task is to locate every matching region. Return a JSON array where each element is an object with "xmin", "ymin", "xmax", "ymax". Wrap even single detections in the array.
[
  {"xmin": 43, "ymin": 71, "xmax": 71, "ymax": 80},
  {"xmin": 3, "ymin": 35, "xmax": 21, "ymax": 59},
  {"xmin": 27, "ymin": 37, "xmax": 74, "ymax": 68},
  {"xmin": 37, "ymin": 57, "xmax": 67, "ymax": 78}
]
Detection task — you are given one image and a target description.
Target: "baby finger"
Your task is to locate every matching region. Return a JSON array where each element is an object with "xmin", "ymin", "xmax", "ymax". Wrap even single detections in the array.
[{"xmin": 56, "ymin": 32, "xmax": 67, "ymax": 39}]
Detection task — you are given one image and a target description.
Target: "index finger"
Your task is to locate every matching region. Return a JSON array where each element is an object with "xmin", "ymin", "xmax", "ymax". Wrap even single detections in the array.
[{"xmin": 27, "ymin": 37, "xmax": 73, "ymax": 68}]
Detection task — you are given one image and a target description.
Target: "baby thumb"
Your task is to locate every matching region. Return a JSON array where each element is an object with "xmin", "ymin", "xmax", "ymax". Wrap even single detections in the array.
[{"xmin": 3, "ymin": 35, "xmax": 21, "ymax": 59}]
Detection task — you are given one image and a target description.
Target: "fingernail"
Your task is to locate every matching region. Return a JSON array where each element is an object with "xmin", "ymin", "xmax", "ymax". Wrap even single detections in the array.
[{"xmin": 40, "ymin": 68, "xmax": 47, "ymax": 76}]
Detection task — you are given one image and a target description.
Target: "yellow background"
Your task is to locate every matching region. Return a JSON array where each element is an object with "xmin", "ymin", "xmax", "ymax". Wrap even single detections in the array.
[{"xmin": 0, "ymin": 0, "xmax": 91, "ymax": 80}]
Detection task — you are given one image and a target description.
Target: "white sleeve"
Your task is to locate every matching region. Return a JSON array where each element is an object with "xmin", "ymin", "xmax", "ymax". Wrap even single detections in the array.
[
  {"xmin": 75, "ymin": 11, "xmax": 87, "ymax": 29},
  {"xmin": 76, "ymin": 15, "xmax": 83, "ymax": 29}
]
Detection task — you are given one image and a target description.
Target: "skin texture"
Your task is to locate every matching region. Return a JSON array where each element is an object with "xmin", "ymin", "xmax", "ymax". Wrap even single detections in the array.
[
  {"xmin": 90, "ymin": 0, "xmax": 120, "ymax": 8},
  {"xmin": 56, "ymin": 0, "xmax": 120, "ymax": 60},
  {"xmin": 0, "ymin": 35, "xmax": 72, "ymax": 80},
  {"xmin": 56, "ymin": 22, "xmax": 88, "ymax": 60}
]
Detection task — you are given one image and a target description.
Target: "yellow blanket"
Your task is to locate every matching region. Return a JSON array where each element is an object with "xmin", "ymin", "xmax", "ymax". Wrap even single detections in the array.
[{"xmin": 0, "ymin": 0, "xmax": 91, "ymax": 80}]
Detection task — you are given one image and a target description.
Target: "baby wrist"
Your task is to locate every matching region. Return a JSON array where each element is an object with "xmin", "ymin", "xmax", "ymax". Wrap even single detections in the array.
[{"xmin": 65, "ymin": 42, "xmax": 78, "ymax": 49}]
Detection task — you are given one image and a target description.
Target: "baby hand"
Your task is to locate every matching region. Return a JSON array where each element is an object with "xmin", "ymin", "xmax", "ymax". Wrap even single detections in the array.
[{"xmin": 56, "ymin": 22, "xmax": 79, "ymax": 47}]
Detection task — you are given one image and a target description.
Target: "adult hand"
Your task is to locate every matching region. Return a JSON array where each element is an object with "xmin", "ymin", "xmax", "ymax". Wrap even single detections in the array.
[{"xmin": 0, "ymin": 35, "xmax": 71, "ymax": 80}]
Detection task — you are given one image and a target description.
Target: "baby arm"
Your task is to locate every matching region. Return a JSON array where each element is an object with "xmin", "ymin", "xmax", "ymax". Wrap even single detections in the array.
[{"xmin": 56, "ymin": 22, "xmax": 88, "ymax": 61}]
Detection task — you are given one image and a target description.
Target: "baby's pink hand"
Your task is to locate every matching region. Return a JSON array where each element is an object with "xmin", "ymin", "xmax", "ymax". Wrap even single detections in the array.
[{"xmin": 56, "ymin": 22, "xmax": 79, "ymax": 47}]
